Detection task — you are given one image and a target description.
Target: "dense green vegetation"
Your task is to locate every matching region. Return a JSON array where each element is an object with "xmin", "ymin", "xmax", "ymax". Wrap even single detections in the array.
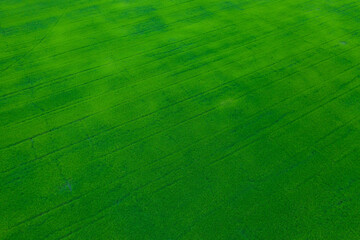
[{"xmin": 1, "ymin": 0, "xmax": 360, "ymax": 239}]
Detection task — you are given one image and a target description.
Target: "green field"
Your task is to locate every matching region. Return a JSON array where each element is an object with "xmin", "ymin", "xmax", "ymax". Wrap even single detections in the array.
[{"xmin": 1, "ymin": 0, "xmax": 360, "ymax": 239}]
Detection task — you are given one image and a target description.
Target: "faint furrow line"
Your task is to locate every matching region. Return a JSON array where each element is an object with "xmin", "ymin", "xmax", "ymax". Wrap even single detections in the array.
[
  {"xmin": 272, "ymin": 77, "xmax": 360, "ymax": 133},
  {"xmin": 7, "ymin": 193, "xmax": 86, "ymax": 232},
  {"xmin": 1, "ymin": 5, "xmax": 68, "ymax": 74},
  {"xmin": 0, "ymin": 63, "xmax": 110, "ymax": 99},
  {"xmin": 312, "ymin": 113, "xmax": 360, "ymax": 149}
]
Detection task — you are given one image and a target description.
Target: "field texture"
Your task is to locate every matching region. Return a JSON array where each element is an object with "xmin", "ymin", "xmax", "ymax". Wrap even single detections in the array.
[{"xmin": 1, "ymin": 0, "xmax": 360, "ymax": 239}]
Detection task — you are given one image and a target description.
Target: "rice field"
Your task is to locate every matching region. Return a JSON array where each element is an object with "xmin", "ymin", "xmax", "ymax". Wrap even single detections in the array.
[{"xmin": 1, "ymin": 0, "xmax": 360, "ymax": 239}]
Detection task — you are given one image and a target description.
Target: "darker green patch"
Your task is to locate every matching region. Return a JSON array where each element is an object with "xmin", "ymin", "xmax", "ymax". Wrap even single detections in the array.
[
  {"xmin": 0, "ymin": 17, "xmax": 57, "ymax": 37},
  {"xmin": 132, "ymin": 16, "xmax": 167, "ymax": 35},
  {"xmin": 217, "ymin": 1, "xmax": 244, "ymax": 10}
]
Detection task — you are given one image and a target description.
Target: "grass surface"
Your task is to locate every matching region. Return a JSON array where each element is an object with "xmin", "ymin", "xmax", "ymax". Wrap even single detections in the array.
[{"xmin": 1, "ymin": 0, "xmax": 360, "ymax": 239}]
